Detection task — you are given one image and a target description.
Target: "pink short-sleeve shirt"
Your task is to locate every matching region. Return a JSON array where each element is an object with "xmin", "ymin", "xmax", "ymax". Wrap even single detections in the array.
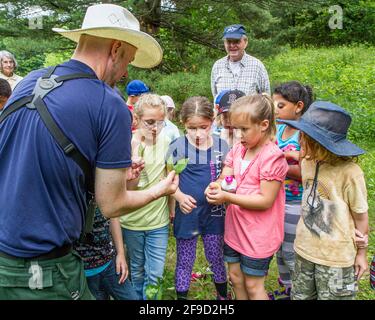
[{"xmin": 224, "ymin": 142, "xmax": 288, "ymax": 258}]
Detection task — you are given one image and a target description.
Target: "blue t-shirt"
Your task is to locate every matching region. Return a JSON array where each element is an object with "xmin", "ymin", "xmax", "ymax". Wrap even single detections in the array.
[
  {"xmin": 167, "ymin": 136, "xmax": 229, "ymax": 239},
  {"xmin": 0, "ymin": 59, "xmax": 132, "ymax": 257},
  {"xmin": 276, "ymin": 124, "xmax": 303, "ymax": 201}
]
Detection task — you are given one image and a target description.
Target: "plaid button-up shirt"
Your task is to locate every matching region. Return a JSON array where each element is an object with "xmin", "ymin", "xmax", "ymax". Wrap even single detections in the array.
[{"xmin": 211, "ymin": 53, "xmax": 270, "ymax": 98}]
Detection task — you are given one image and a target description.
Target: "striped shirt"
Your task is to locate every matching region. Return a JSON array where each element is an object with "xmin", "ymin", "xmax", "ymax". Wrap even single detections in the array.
[{"xmin": 211, "ymin": 53, "xmax": 270, "ymax": 98}]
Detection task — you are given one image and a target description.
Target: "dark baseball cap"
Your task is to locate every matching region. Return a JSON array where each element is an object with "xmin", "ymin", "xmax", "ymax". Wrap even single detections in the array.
[
  {"xmin": 215, "ymin": 89, "xmax": 246, "ymax": 115},
  {"xmin": 223, "ymin": 24, "xmax": 246, "ymax": 39}
]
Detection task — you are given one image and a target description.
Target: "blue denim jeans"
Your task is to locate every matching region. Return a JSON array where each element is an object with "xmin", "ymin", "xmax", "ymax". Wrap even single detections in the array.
[
  {"xmin": 122, "ymin": 225, "xmax": 169, "ymax": 300},
  {"xmin": 86, "ymin": 259, "xmax": 139, "ymax": 300}
]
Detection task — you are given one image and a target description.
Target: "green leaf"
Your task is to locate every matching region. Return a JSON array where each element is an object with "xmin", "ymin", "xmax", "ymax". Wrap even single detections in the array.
[
  {"xmin": 145, "ymin": 285, "xmax": 158, "ymax": 300},
  {"xmin": 173, "ymin": 158, "xmax": 189, "ymax": 174}
]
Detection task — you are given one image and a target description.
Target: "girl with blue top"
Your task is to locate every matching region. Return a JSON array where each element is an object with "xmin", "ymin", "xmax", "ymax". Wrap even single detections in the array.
[
  {"xmin": 168, "ymin": 96, "xmax": 230, "ymax": 300},
  {"xmin": 272, "ymin": 81, "xmax": 314, "ymax": 299}
]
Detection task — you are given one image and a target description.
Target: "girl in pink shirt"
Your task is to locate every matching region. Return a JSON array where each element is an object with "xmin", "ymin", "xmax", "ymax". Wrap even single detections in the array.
[{"xmin": 206, "ymin": 94, "xmax": 288, "ymax": 300}]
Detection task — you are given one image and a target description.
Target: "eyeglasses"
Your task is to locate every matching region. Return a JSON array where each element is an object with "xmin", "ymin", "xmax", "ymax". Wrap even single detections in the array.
[
  {"xmin": 224, "ymin": 39, "xmax": 242, "ymax": 45},
  {"xmin": 142, "ymin": 119, "xmax": 166, "ymax": 130}
]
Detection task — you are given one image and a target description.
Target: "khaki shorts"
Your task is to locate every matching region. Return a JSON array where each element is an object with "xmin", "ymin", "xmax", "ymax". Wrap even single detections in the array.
[{"xmin": 292, "ymin": 254, "xmax": 357, "ymax": 300}]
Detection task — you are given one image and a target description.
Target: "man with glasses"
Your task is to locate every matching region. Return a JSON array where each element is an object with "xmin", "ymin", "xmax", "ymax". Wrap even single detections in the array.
[{"xmin": 211, "ymin": 24, "xmax": 270, "ymax": 98}]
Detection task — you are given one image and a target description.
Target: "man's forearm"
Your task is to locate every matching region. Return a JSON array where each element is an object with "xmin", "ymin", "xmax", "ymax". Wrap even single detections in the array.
[{"xmin": 102, "ymin": 186, "xmax": 160, "ymax": 218}]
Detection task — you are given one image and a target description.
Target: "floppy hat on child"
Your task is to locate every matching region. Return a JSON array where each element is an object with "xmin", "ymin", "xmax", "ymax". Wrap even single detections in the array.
[
  {"xmin": 52, "ymin": 4, "xmax": 162, "ymax": 68},
  {"xmin": 126, "ymin": 80, "xmax": 150, "ymax": 96},
  {"xmin": 215, "ymin": 89, "xmax": 245, "ymax": 115},
  {"xmin": 160, "ymin": 95, "xmax": 175, "ymax": 109},
  {"xmin": 278, "ymin": 101, "xmax": 365, "ymax": 156}
]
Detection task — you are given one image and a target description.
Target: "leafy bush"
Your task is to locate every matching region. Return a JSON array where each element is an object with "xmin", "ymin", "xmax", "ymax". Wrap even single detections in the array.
[{"xmin": 265, "ymin": 45, "xmax": 375, "ymax": 142}]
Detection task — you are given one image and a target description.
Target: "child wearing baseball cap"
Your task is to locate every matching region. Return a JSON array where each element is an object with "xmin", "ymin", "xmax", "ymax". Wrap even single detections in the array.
[
  {"xmin": 125, "ymin": 80, "xmax": 150, "ymax": 132},
  {"xmin": 213, "ymin": 89, "xmax": 245, "ymax": 147}
]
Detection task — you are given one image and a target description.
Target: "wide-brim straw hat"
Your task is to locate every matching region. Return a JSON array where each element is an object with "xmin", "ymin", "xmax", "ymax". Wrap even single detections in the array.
[{"xmin": 52, "ymin": 4, "xmax": 162, "ymax": 69}]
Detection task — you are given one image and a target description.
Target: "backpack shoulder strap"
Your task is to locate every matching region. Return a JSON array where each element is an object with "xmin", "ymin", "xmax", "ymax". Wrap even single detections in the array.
[{"xmin": 0, "ymin": 65, "xmax": 98, "ymax": 237}]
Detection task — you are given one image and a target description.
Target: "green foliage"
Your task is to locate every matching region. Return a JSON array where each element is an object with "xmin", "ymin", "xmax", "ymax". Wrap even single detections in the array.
[
  {"xmin": 44, "ymin": 51, "xmax": 72, "ymax": 67},
  {"xmin": 145, "ymin": 277, "xmax": 164, "ymax": 300},
  {"xmin": 272, "ymin": 0, "xmax": 375, "ymax": 47},
  {"xmin": 265, "ymin": 45, "xmax": 375, "ymax": 142},
  {"xmin": 127, "ymin": 62, "xmax": 213, "ymax": 114}
]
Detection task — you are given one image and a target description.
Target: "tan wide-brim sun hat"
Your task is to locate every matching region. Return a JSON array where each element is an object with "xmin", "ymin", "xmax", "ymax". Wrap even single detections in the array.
[{"xmin": 52, "ymin": 4, "xmax": 163, "ymax": 69}]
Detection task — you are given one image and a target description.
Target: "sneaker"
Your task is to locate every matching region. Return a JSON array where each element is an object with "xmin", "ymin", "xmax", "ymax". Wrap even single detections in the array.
[
  {"xmin": 268, "ymin": 292, "xmax": 275, "ymax": 300},
  {"xmin": 272, "ymin": 286, "xmax": 291, "ymax": 300},
  {"xmin": 191, "ymin": 272, "xmax": 206, "ymax": 282}
]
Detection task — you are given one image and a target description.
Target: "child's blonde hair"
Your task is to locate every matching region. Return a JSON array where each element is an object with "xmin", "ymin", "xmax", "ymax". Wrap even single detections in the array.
[
  {"xmin": 134, "ymin": 93, "xmax": 166, "ymax": 118},
  {"xmin": 300, "ymin": 132, "xmax": 357, "ymax": 165},
  {"xmin": 180, "ymin": 96, "xmax": 214, "ymax": 124},
  {"xmin": 229, "ymin": 93, "xmax": 276, "ymax": 138}
]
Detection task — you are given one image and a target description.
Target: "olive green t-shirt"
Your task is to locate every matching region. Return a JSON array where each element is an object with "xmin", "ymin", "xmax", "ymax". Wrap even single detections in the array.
[
  {"xmin": 120, "ymin": 134, "xmax": 171, "ymax": 231},
  {"xmin": 294, "ymin": 159, "xmax": 368, "ymax": 268}
]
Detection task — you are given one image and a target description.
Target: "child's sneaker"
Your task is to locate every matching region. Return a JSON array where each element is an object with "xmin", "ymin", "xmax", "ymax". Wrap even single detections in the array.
[
  {"xmin": 272, "ymin": 286, "xmax": 291, "ymax": 300},
  {"xmin": 191, "ymin": 272, "xmax": 205, "ymax": 282},
  {"xmin": 268, "ymin": 292, "xmax": 275, "ymax": 300}
]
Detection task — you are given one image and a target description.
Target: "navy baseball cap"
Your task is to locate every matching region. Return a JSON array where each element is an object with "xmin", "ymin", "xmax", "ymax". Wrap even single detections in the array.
[
  {"xmin": 223, "ymin": 24, "xmax": 246, "ymax": 39},
  {"xmin": 215, "ymin": 89, "xmax": 245, "ymax": 115},
  {"xmin": 126, "ymin": 80, "xmax": 150, "ymax": 96}
]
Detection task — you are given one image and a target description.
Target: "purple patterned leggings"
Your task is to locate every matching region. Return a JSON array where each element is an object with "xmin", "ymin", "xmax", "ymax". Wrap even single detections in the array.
[{"xmin": 175, "ymin": 234, "xmax": 227, "ymax": 292}]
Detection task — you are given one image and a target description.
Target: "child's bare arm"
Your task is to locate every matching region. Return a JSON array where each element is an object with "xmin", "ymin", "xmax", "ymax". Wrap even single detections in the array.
[
  {"xmin": 284, "ymin": 151, "xmax": 301, "ymax": 180},
  {"xmin": 206, "ymin": 179, "xmax": 282, "ymax": 210},
  {"xmin": 168, "ymin": 196, "xmax": 176, "ymax": 222},
  {"xmin": 351, "ymin": 211, "xmax": 369, "ymax": 280},
  {"xmin": 109, "ymin": 218, "xmax": 128, "ymax": 284},
  {"xmin": 216, "ymin": 165, "xmax": 234, "ymax": 184},
  {"xmin": 173, "ymin": 187, "xmax": 197, "ymax": 214},
  {"xmin": 286, "ymin": 164, "xmax": 301, "ymax": 180}
]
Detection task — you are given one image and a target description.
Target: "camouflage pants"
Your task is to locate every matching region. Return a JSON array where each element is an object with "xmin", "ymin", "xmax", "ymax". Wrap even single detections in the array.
[{"xmin": 292, "ymin": 254, "xmax": 357, "ymax": 300}]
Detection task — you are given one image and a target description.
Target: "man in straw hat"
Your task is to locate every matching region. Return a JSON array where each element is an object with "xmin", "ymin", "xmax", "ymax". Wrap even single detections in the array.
[{"xmin": 0, "ymin": 4, "xmax": 178, "ymax": 300}]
